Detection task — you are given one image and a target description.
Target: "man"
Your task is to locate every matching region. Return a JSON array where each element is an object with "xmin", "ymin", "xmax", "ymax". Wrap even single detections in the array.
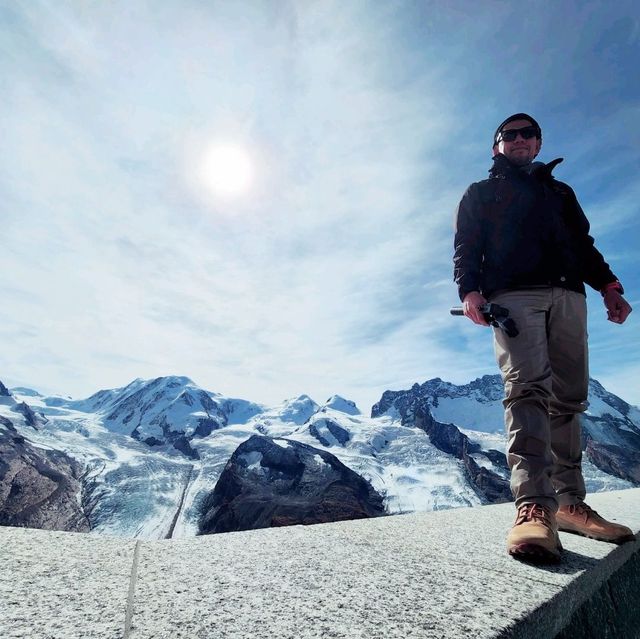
[{"xmin": 453, "ymin": 113, "xmax": 634, "ymax": 563}]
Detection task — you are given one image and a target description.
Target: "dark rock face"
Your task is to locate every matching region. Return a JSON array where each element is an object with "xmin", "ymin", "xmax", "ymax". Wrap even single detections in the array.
[
  {"xmin": 589, "ymin": 379, "xmax": 639, "ymax": 424},
  {"xmin": 0, "ymin": 415, "xmax": 15, "ymax": 429},
  {"xmin": 12, "ymin": 401, "xmax": 47, "ymax": 429},
  {"xmin": 372, "ymin": 381, "xmax": 511, "ymax": 504},
  {"xmin": 199, "ymin": 435, "xmax": 386, "ymax": 534},
  {"xmin": 0, "ymin": 381, "xmax": 10, "ymax": 397},
  {"xmin": 193, "ymin": 417, "xmax": 223, "ymax": 438},
  {"xmin": 586, "ymin": 441, "xmax": 640, "ymax": 484},
  {"xmin": 421, "ymin": 415, "xmax": 480, "ymax": 458},
  {"xmin": 0, "ymin": 418, "xmax": 90, "ymax": 532},
  {"xmin": 308, "ymin": 418, "xmax": 351, "ymax": 447},
  {"xmin": 171, "ymin": 434, "xmax": 200, "ymax": 459},
  {"xmin": 414, "ymin": 406, "xmax": 512, "ymax": 504},
  {"xmin": 372, "ymin": 374, "xmax": 640, "ymax": 497},
  {"xmin": 580, "ymin": 380, "xmax": 640, "ymax": 485},
  {"xmin": 131, "ymin": 421, "xmax": 200, "ymax": 460},
  {"xmin": 484, "ymin": 449, "xmax": 510, "ymax": 472},
  {"xmin": 372, "ymin": 375, "xmax": 504, "ymax": 419},
  {"xmin": 467, "ymin": 461, "xmax": 510, "ymax": 503},
  {"xmin": 583, "ymin": 425, "xmax": 640, "ymax": 486}
]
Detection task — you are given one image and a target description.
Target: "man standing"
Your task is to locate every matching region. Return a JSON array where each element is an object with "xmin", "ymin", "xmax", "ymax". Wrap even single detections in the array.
[{"xmin": 453, "ymin": 113, "xmax": 634, "ymax": 563}]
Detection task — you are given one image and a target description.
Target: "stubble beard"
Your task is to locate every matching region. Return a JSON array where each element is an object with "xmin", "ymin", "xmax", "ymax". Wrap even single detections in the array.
[{"xmin": 507, "ymin": 150, "xmax": 532, "ymax": 167}]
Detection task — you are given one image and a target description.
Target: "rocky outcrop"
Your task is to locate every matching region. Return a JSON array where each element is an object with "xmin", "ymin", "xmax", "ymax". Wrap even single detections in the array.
[
  {"xmin": 371, "ymin": 375, "xmax": 504, "ymax": 418},
  {"xmin": 0, "ymin": 381, "xmax": 10, "ymax": 397},
  {"xmin": 414, "ymin": 406, "xmax": 511, "ymax": 504},
  {"xmin": 586, "ymin": 441, "xmax": 640, "ymax": 484},
  {"xmin": 198, "ymin": 435, "xmax": 386, "ymax": 534},
  {"xmin": 131, "ymin": 419, "xmax": 200, "ymax": 460},
  {"xmin": 12, "ymin": 401, "xmax": 47, "ymax": 429},
  {"xmin": 193, "ymin": 417, "xmax": 222, "ymax": 438},
  {"xmin": 580, "ymin": 381, "xmax": 640, "ymax": 485},
  {"xmin": 308, "ymin": 418, "xmax": 351, "ymax": 447},
  {"xmin": 373, "ymin": 382, "xmax": 511, "ymax": 504},
  {"xmin": 372, "ymin": 373, "xmax": 640, "ymax": 498},
  {"xmin": 0, "ymin": 417, "xmax": 90, "ymax": 532},
  {"xmin": 484, "ymin": 448, "xmax": 510, "ymax": 472}
]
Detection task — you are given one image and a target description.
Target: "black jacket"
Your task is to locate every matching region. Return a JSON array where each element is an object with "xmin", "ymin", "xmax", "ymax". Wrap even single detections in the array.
[{"xmin": 453, "ymin": 154, "xmax": 617, "ymax": 302}]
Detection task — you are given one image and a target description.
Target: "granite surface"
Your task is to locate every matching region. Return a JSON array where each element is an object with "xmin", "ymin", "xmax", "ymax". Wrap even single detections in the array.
[{"xmin": 1, "ymin": 489, "xmax": 638, "ymax": 639}]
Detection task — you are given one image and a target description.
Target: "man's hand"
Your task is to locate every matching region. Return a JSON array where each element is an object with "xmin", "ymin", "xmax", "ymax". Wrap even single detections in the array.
[
  {"xmin": 463, "ymin": 291, "xmax": 490, "ymax": 326},
  {"xmin": 603, "ymin": 290, "xmax": 632, "ymax": 324}
]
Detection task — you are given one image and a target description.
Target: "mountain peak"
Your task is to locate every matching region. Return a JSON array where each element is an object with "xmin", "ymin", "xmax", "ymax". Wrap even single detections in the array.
[
  {"xmin": 145, "ymin": 376, "xmax": 196, "ymax": 391},
  {"xmin": 372, "ymin": 374, "xmax": 504, "ymax": 420},
  {"xmin": 274, "ymin": 395, "xmax": 320, "ymax": 425},
  {"xmin": 323, "ymin": 395, "xmax": 360, "ymax": 415}
]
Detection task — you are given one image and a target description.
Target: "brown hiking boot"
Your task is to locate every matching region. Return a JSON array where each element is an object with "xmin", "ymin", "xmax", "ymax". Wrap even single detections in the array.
[
  {"xmin": 556, "ymin": 502, "xmax": 635, "ymax": 544},
  {"xmin": 507, "ymin": 503, "xmax": 562, "ymax": 564}
]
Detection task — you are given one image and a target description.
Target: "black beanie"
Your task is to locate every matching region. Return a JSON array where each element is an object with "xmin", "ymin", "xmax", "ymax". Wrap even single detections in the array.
[{"xmin": 493, "ymin": 113, "xmax": 542, "ymax": 145}]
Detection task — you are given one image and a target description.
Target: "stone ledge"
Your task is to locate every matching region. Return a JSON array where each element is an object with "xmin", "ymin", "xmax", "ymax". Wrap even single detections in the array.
[{"xmin": 1, "ymin": 488, "xmax": 638, "ymax": 639}]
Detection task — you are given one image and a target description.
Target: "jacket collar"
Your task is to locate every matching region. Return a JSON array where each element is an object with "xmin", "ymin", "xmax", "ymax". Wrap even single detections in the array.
[{"xmin": 489, "ymin": 153, "xmax": 564, "ymax": 180}]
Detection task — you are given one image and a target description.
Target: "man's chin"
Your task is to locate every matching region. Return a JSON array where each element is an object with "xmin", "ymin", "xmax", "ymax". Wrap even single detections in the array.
[{"xmin": 507, "ymin": 154, "xmax": 531, "ymax": 167}]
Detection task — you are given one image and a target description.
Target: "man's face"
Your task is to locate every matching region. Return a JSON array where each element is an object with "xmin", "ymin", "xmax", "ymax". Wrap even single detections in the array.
[{"xmin": 493, "ymin": 118, "xmax": 542, "ymax": 166}]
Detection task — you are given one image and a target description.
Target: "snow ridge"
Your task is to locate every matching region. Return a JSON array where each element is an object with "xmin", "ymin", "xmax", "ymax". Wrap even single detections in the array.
[{"xmin": 3, "ymin": 375, "xmax": 638, "ymax": 539}]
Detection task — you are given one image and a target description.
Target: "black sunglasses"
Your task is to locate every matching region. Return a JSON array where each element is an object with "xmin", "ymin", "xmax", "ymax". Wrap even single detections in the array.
[{"xmin": 498, "ymin": 125, "xmax": 540, "ymax": 142}]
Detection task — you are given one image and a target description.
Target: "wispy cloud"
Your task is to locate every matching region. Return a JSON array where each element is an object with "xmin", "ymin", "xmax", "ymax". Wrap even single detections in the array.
[{"xmin": 1, "ymin": 1, "xmax": 639, "ymax": 411}]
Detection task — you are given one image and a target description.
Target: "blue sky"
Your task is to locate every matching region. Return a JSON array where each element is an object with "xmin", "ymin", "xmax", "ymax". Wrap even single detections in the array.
[{"xmin": 1, "ymin": 1, "xmax": 639, "ymax": 411}]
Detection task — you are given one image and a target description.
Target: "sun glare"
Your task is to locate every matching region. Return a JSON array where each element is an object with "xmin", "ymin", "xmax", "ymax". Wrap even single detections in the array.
[{"xmin": 199, "ymin": 143, "xmax": 253, "ymax": 198}]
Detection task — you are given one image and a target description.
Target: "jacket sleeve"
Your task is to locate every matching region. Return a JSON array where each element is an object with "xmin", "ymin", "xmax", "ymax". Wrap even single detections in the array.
[
  {"xmin": 453, "ymin": 183, "xmax": 485, "ymax": 302},
  {"xmin": 563, "ymin": 186, "xmax": 618, "ymax": 291}
]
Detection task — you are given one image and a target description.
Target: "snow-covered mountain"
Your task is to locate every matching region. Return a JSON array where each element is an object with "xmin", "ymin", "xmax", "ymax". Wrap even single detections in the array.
[{"xmin": 1, "ymin": 374, "xmax": 637, "ymax": 539}]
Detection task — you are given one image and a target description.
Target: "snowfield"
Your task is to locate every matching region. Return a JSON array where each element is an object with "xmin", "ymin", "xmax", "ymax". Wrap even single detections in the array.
[{"xmin": 2, "ymin": 374, "xmax": 638, "ymax": 539}]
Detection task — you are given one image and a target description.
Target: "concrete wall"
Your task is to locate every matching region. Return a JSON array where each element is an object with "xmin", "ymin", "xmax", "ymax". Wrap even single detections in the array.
[{"xmin": 1, "ymin": 488, "xmax": 639, "ymax": 638}]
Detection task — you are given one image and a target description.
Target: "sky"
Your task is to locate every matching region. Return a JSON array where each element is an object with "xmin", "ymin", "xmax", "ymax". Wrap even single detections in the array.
[{"xmin": 1, "ymin": 1, "xmax": 639, "ymax": 413}]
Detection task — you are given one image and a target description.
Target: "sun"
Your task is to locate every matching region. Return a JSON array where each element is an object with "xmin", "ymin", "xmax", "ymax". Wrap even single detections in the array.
[{"xmin": 199, "ymin": 143, "xmax": 253, "ymax": 198}]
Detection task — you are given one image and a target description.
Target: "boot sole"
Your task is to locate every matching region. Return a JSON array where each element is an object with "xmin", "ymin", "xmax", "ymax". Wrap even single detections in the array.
[
  {"xmin": 558, "ymin": 526, "xmax": 636, "ymax": 545},
  {"xmin": 508, "ymin": 542, "xmax": 562, "ymax": 565}
]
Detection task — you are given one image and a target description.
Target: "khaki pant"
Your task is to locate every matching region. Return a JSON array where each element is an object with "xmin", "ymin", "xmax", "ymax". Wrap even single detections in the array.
[{"xmin": 489, "ymin": 287, "xmax": 588, "ymax": 511}]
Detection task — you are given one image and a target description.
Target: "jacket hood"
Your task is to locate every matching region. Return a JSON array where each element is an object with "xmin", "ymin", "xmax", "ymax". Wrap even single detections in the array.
[{"xmin": 489, "ymin": 153, "xmax": 564, "ymax": 180}]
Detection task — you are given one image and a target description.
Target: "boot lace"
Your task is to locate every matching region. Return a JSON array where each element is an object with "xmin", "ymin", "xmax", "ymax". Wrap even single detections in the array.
[
  {"xmin": 567, "ymin": 502, "xmax": 599, "ymax": 523},
  {"xmin": 516, "ymin": 503, "xmax": 553, "ymax": 528}
]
